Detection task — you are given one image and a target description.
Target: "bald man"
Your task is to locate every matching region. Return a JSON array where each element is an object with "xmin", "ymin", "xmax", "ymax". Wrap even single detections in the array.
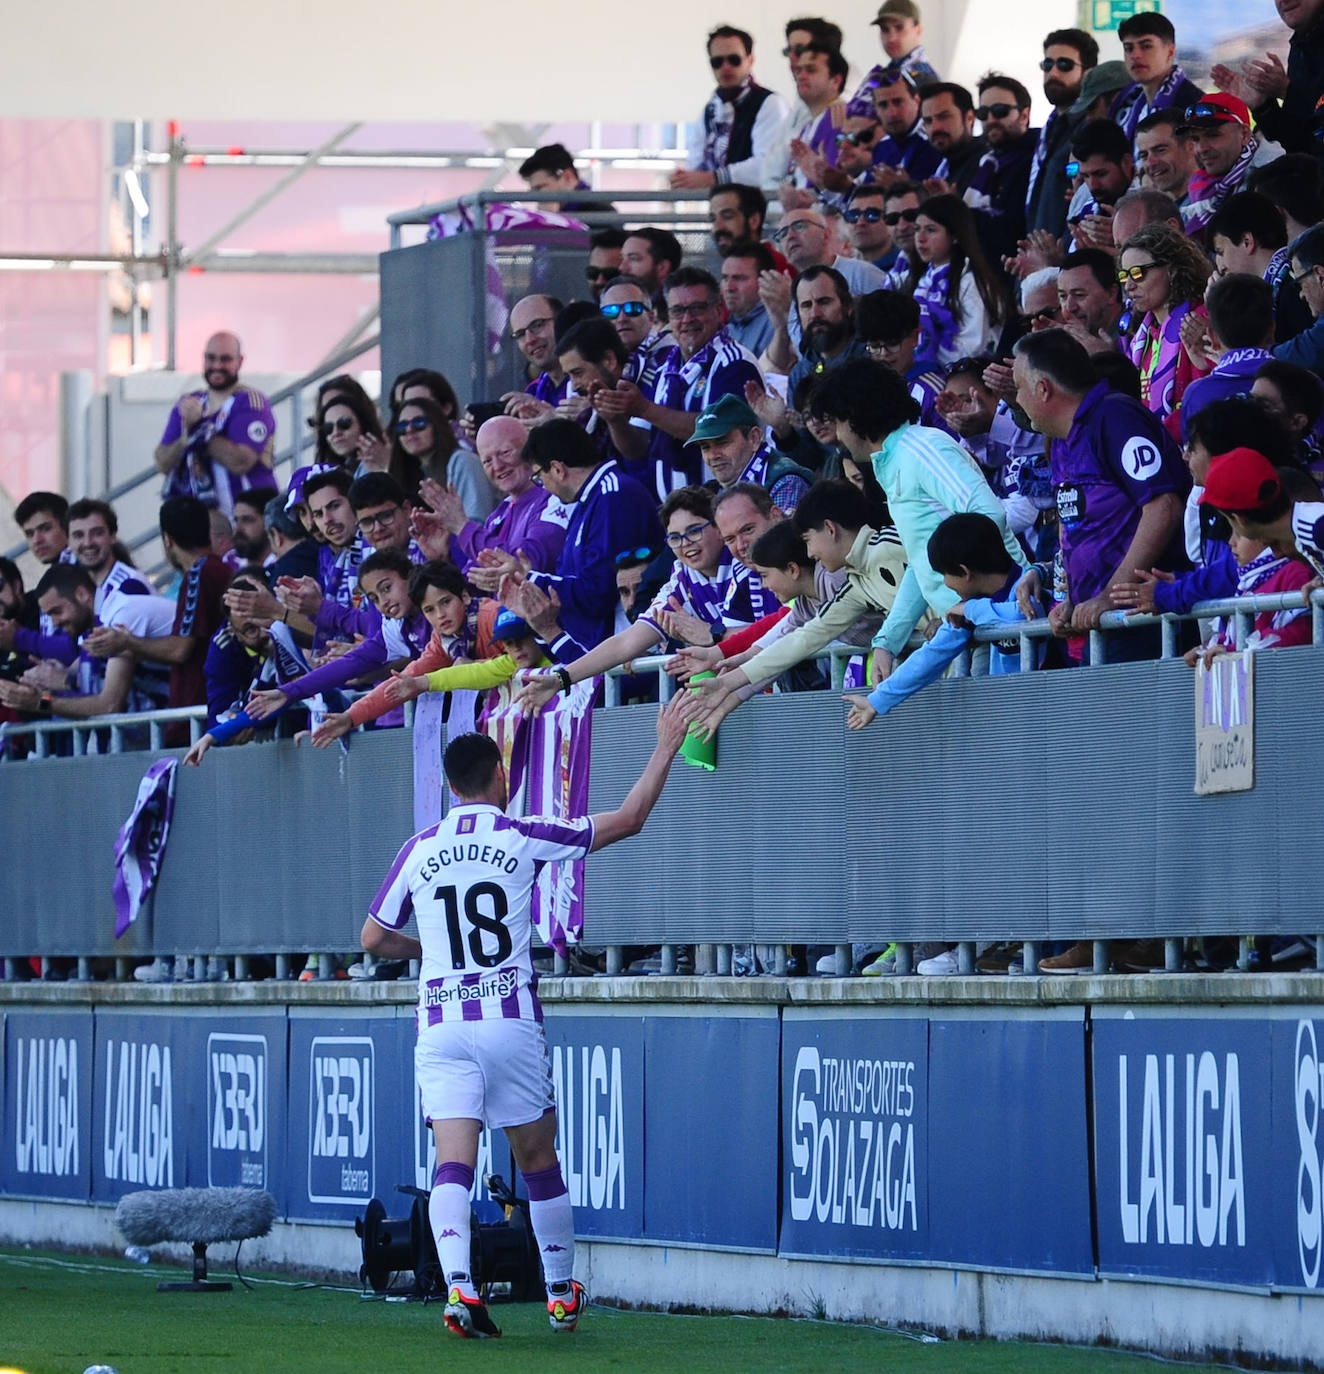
[
  {"xmin": 421, "ymin": 416, "xmax": 570, "ymax": 576},
  {"xmin": 154, "ymin": 330, "xmax": 277, "ymax": 517}
]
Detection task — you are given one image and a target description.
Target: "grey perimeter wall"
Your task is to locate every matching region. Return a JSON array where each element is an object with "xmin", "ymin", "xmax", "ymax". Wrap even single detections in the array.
[{"xmin": 4, "ymin": 650, "xmax": 1324, "ymax": 957}]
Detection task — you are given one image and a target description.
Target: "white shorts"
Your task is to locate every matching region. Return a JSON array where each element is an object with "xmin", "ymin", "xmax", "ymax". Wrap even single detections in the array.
[{"xmin": 415, "ymin": 1018, "xmax": 556, "ymax": 1130}]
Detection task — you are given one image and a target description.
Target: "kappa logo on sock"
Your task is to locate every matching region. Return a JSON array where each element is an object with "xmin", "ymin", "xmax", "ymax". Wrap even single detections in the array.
[
  {"xmin": 440, "ymin": 1228, "xmax": 461, "ymax": 1238},
  {"xmin": 544, "ymin": 1243, "xmax": 567, "ymax": 1251}
]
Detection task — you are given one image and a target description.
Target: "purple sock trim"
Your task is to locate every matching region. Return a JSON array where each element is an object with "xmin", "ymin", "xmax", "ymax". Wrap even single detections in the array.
[
  {"xmin": 522, "ymin": 1162, "xmax": 567, "ymax": 1202},
  {"xmin": 434, "ymin": 1161, "xmax": 475, "ymax": 1190}
]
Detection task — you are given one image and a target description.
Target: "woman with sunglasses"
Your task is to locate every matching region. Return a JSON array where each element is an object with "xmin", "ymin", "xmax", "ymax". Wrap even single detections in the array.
[
  {"xmin": 392, "ymin": 396, "xmax": 497, "ymax": 518},
  {"xmin": 390, "ymin": 367, "xmax": 474, "ymax": 452},
  {"xmin": 1118, "ymin": 223, "xmax": 1212, "ymax": 432},
  {"xmin": 906, "ymin": 193, "xmax": 1007, "ymax": 366},
  {"xmin": 320, "ymin": 390, "xmax": 391, "ymax": 477},
  {"xmin": 312, "ymin": 375, "xmax": 379, "ymax": 466}
]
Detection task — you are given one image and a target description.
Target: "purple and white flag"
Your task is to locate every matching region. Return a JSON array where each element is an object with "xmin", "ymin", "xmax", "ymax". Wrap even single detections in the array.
[
  {"xmin": 481, "ymin": 677, "xmax": 597, "ymax": 953},
  {"xmin": 111, "ymin": 758, "xmax": 178, "ymax": 938}
]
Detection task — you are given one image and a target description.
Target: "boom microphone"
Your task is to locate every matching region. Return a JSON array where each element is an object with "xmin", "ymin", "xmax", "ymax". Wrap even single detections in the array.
[{"xmin": 116, "ymin": 1187, "xmax": 277, "ymax": 1247}]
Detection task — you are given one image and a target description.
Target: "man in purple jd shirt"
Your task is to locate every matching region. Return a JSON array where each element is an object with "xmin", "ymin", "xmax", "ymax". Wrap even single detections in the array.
[
  {"xmin": 154, "ymin": 331, "xmax": 277, "ymax": 517},
  {"xmin": 1013, "ymin": 328, "xmax": 1187, "ymax": 661}
]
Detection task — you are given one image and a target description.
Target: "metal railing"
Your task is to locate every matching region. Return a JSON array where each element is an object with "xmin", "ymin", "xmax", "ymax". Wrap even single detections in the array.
[
  {"xmin": 4, "ymin": 588, "xmax": 1323, "ymax": 981},
  {"xmin": 386, "ymin": 188, "xmax": 717, "ymax": 248}
]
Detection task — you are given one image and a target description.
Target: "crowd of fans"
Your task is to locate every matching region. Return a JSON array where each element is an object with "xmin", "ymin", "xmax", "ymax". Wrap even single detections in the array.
[{"xmin": 5, "ymin": 0, "xmax": 1324, "ymax": 979}]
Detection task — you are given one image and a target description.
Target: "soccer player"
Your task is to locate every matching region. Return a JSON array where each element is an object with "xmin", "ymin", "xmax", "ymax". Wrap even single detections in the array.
[{"xmin": 360, "ymin": 704, "xmax": 689, "ymax": 1339}]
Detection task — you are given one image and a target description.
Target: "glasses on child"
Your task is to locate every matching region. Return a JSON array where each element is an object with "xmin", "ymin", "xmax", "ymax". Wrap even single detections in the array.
[{"xmin": 664, "ymin": 521, "xmax": 713, "ymax": 548}]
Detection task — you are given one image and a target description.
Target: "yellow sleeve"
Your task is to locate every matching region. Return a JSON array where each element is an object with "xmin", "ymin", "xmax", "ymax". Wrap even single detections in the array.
[{"xmin": 424, "ymin": 654, "xmax": 517, "ymax": 693}]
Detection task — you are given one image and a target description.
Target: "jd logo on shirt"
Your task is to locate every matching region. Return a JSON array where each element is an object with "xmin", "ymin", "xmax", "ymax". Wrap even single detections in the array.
[{"xmin": 1121, "ymin": 437, "xmax": 1161, "ymax": 482}]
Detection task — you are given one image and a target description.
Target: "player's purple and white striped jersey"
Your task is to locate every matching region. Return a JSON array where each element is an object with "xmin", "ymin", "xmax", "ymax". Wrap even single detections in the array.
[{"xmin": 368, "ymin": 803, "xmax": 595, "ymax": 1026}]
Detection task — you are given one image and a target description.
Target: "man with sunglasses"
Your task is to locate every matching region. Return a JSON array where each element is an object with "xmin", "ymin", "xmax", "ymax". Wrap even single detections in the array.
[
  {"xmin": 672, "ymin": 25, "xmax": 788, "ymax": 193},
  {"xmin": 583, "ymin": 230, "xmax": 625, "ymax": 304},
  {"xmin": 964, "ymin": 73, "xmax": 1037, "ymax": 265},
  {"xmin": 1181, "ymin": 94, "xmax": 1277, "ymax": 237},
  {"xmin": 1026, "ymin": 29, "xmax": 1100, "ymax": 238},
  {"xmin": 154, "ymin": 331, "xmax": 278, "ymax": 518},
  {"xmin": 844, "ymin": 185, "xmax": 901, "ymax": 272}
]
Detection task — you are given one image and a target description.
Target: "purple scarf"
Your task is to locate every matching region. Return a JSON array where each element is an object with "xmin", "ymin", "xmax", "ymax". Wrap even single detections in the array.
[
  {"xmin": 112, "ymin": 759, "xmax": 178, "ymax": 938},
  {"xmin": 1111, "ymin": 66, "xmax": 1194, "ymax": 142},
  {"xmin": 1184, "ymin": 140, "xmax": 1256, "ymax": 235},
  {"xmin": 913, "ymin": 262, "xmax": 958, "ymax": 363}
]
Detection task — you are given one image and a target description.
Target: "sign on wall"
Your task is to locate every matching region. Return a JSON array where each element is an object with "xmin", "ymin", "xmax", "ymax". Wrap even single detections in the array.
[{"xmin": 1195, "ymin": 652, "xmax": 1254, "ymax": 795}]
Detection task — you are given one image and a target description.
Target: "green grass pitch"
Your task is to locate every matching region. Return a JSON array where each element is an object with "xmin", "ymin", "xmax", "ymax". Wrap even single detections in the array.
[{"xmin": 0, "ymin": 1248, "xmax": 1235, "ymax": 1374}]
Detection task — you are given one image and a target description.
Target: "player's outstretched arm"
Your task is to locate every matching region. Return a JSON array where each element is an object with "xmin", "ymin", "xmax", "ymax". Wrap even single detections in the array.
[
  {"xmin": 588, "ymin": 697, "xmax": 689, "ymax": 852},
  {"xmin": 360, "ymin": 916, "xmax": 422, "ymax": 961}
]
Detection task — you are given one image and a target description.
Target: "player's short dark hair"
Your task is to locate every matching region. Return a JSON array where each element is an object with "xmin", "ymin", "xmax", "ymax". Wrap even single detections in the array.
[
  {"xmin": 348, "ymin": 472, "xmax": 408, "ymax": 512},
  {"xmin": 408, "ymin": 560, "xmax": 466, "ymax": 605},
  {"xmin": 721, "ymin": 238, "xmax": 776, "ymax": 274},
  {"xmin": 304, "ymin": 468, "xmax": 354, "ymax": 504},
  {"xmin": 1186, "ymin": 396, "xmax": 1294, "ymax": 468},
  {"xmin": 856, "ymin": 289, "xmax": 921, "ymax": 342},
  {"xmin": 1058, "ymin": 247, "xmax": 1120, "ymax": 295},
  {"xmin": 1014, "ymin": 329, "xmax": 1098, "ymax": 395},
  {"xmin": 557, "ymin": 318, "xmax": 628, "ymax": 368},
  {"xmin": 15, "ymin": 491, "xmax": 68, "ymax": 530},
  {"xmin": 1206, "ymin": 192, "xmax": 1289, "ymax": 253},
  {"xmin": 523, "ymin": 418, "xmax": 602, "ymax": 472},
  {"xmin": 1118, "ymin": 12, "xmax": 1175, "ymax": 42},
  {"xmin": 628, "ymin": 227, "xmax": 684, "ymax": 273},
  {"xmin": 1071, "ymin": 118, "xmax": 1132, "ymax": 165},
  {"xmin": 1254, "ymin": 360, "xmax": 1324, "ymax": 429},
  {"xmin": 806, "ymin": 358, "xmax": 921, "ymax": 441},
  {"xmin": 919, "ymin": 82, "xmax": 974, "ymax": 117},
  {"xmin": 710, "ymin": 183, "xmax": 767, "ymax": 222},
  {"xmin": 0, "ymin": 556, "xmax": 22, "ymax": 591},
  {"xmin": 927, "ymin": 512, "xmax": 1016, "ymax": 578},
  {"xmin": 749, "ymin": 519, "xmax": 809, "ymax": 572},
  {"xmin": 67, "ymin": 497, "xmax": 119, "ymax": 534},
  {"xmin": 159, "ymin": 495, "xmax": 211, "ymax": 550},
  {"xmin": 590, "ymin": 227, "xmax": 628, "ymax": 251},
  {"xmin": 357, "ymin": 548, "xmax": 413, "ymax": 584},
  {"xmin": 35, "ymin": 562, "xmax": 95, "ymax": 600},
  {"xmin": 792, "ymin": 480, "xmax": 869, "ymax": 536},
  {"xmin": 659, "ymin": 485, "xmax": 715, "ymax": 526},
  {"xmin": 265, "ymin": 494, "xmax": 304, "ymax": 539},
  {"xmin": 554, "ymin": 302, "xmax": 600, "ymax": 343},
  {"xmin": 707, "ymin": 24, "xmax": 753, "ymax": 54},
  {"xmin": 1044, "ymin": 28, "xmax": 1099, "ymax": 68},
  {"xmin": 518, "ymin": 143, "xmax": 576, "ymax": 180},
  {"xmin": 443, "ymin": 732, "xmax": 503, "ymax": 798},
  {"xmin": 882, "ymin": 179, "xmax": 929, "ymax": 209},
  {"xmin": 1206, "ymin": 273, "xmax": 1274, "ymax": 349},
  {"xmin": 977, "ymin": 71, "xmax": 1032, "ymax": 108}
]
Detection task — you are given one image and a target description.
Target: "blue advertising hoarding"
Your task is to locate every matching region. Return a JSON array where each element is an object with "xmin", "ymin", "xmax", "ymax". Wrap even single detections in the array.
[
  {"xmin": 642, "ymin": 1011, "xmax": 780, "ymax": 1251},
  {"xmin": 1, "ymin": 1008, "xmax": 94, "ymax": 1202},
  {"xmin": 1271, "ymin": 1016, "xmax": 1324, "ymax": 1295},
  {"xmin": 1093, "ymin": 1014, "xmax": 1274, "ymax": 1287},
  {"xmin": 285, "ymin": 1012, "xmax": 412, "ymax": 1224},
  {"xmin": 780, "ymin": 1012, "xmax": 930, "ymax": 1262},
  {"xmin": 928, "ymin": 1014, "xmax": 1093, "ymax": 1275},
  {"xmin": 543, "ymin": 1012, "xmax": 645, "ymax": 1241}
]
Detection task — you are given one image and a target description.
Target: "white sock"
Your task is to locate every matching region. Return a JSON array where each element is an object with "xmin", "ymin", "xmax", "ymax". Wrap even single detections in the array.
[
  {"xmin": 529, "ymin": 1193, "xmax": 576, "ymax": 1286},
  {"xmin": 429, "ymin": 1183, "xmax": 474, "ymax": 1298}
]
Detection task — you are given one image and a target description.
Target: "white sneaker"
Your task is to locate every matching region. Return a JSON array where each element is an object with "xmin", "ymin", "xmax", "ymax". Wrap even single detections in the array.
[
  {"xmin": 815, "ymin": 953, "xmax": 845, "ymax": 975},
  {"xmin": 133, "ymin": 959, "xmax": 173, "ymax": 984},
  {"xmin": 917, "ymin": 948, "xmax": 961, "ymax": 976}
]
